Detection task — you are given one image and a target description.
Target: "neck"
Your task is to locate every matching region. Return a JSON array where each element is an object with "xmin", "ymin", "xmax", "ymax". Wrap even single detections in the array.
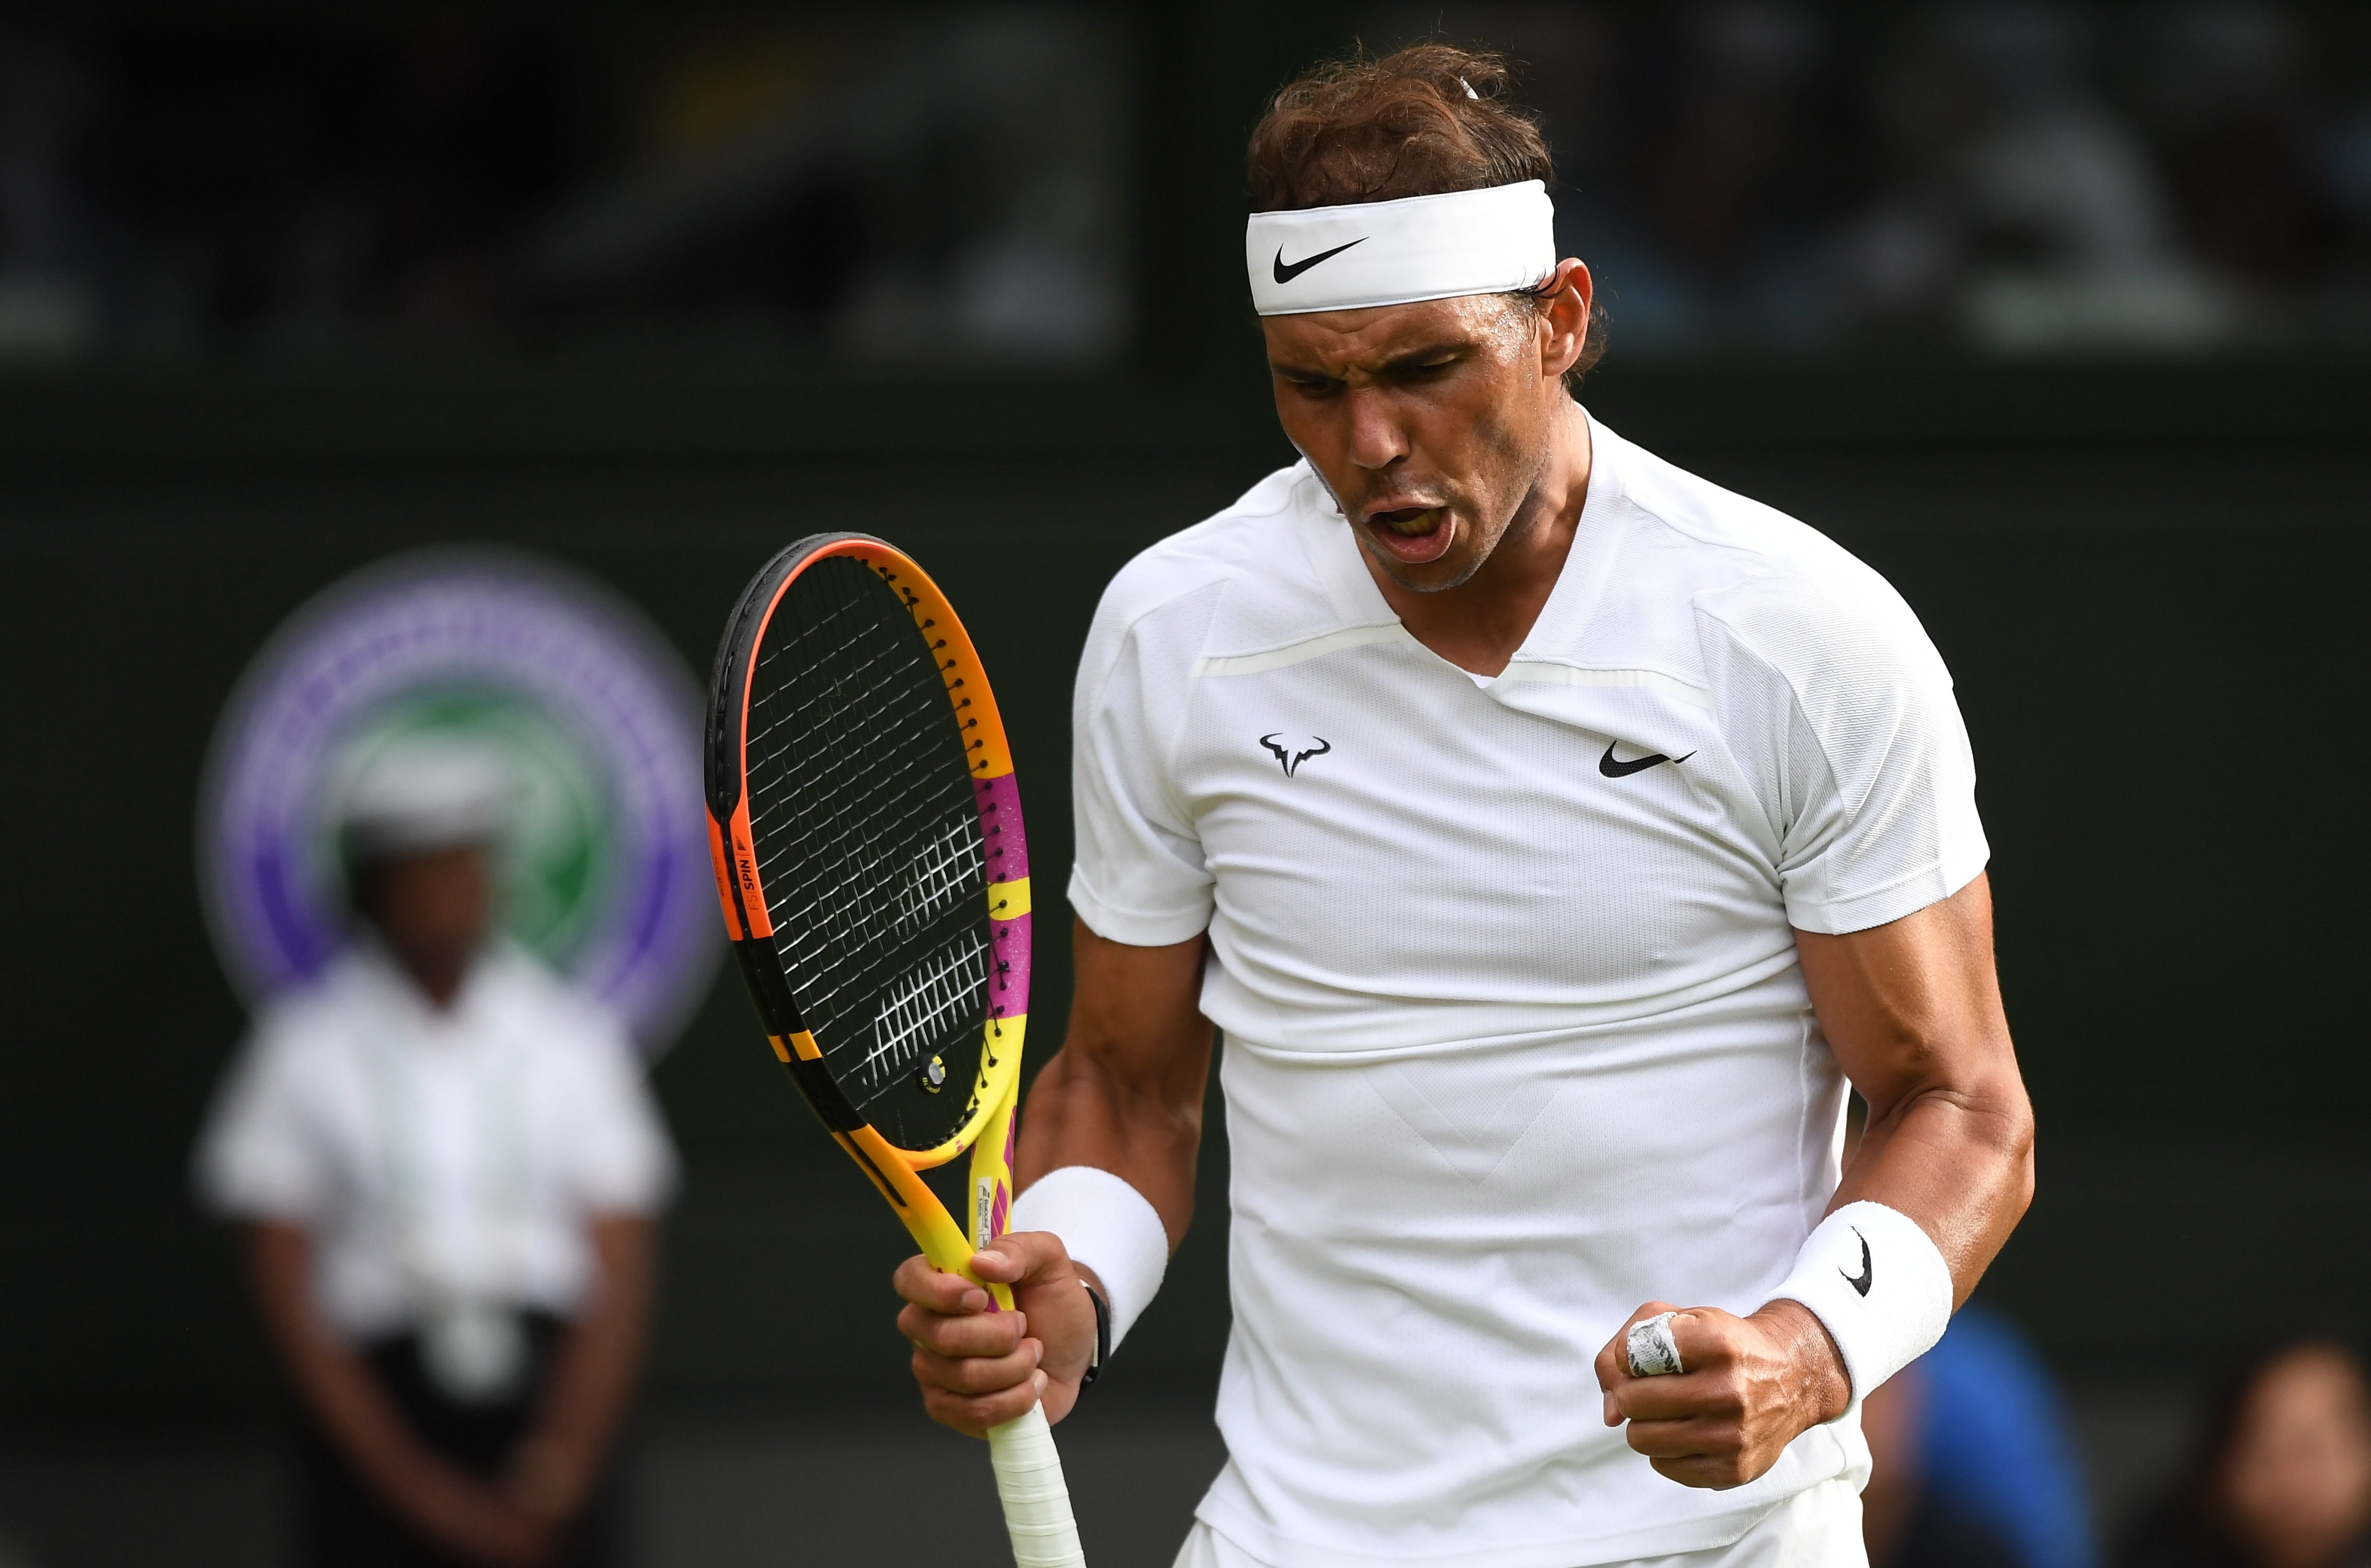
[
  {"xmin": 391, "ymin": 945, "xmax": 474, "ymax": 1011},
  {"xmin": 411, "ymin": 964, "xmax": 466, "ymax": 1010},
  {"xmin": 1365, "ymin": 397, "xmax": 1592, "ymax": 677}
]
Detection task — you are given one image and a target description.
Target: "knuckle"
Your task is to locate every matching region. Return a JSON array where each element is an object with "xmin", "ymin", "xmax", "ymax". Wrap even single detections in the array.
[{"xmin": 954, "ymin": 1357, "xmax": 1016, "ymax": 1394}]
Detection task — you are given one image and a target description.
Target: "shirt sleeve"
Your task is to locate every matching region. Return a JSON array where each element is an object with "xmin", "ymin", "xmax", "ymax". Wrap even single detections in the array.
[
  {"xmin": 551, "ymin": 1012, "xmax": 680, "ymax": 1217},
  {"xmin": 192, "ymin": 1019, "xmax": 329, "ymax": 1224},
  {"xmin": 1709, "ymin": 558, "xmax": 1990, "ymax": 936},
  {"xmin": 1066, "ymin": 571, "xmax": 1221, "ymax": 946}
]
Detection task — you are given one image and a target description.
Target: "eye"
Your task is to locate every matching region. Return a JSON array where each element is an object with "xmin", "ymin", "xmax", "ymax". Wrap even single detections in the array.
[{"xmin": 1394, "ymin": 355, "xmax": 1459, "ymax": 383}]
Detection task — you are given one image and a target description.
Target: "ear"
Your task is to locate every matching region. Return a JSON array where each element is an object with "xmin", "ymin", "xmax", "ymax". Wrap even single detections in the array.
[{"xmin": 1536, "ymin": 259, "xmax": 1593, "ymax": 384}]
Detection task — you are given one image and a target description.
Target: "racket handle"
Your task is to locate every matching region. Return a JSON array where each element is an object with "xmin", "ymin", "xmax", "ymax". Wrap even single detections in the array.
[{"xmin": 987, "ymin": 1402, "xmax": 1086, "ymax": 1567}]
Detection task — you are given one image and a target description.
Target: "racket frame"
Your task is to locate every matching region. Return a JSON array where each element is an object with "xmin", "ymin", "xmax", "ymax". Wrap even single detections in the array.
[{"xmin": 705, "ymin": 533, "xmax": 1032, "ymax": 1292}]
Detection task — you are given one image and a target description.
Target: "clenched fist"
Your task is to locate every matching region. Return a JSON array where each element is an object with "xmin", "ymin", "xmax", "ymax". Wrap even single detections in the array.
[{"xmin": 1594, "ymin": 1299, "xmax": 1851, "ymax": 1490}]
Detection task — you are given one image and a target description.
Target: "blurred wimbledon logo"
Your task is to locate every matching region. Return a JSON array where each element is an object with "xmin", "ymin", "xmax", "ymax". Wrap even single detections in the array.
[{"xmin": 201, "ymin": 548, "xmax": 719, "ymax": 1053}]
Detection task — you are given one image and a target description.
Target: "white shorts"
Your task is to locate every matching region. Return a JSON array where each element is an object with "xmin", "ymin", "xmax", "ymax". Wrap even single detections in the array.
[{"xmin": 1170, "ymin": 1477, "xmax": 1867, "ymax": 1568}]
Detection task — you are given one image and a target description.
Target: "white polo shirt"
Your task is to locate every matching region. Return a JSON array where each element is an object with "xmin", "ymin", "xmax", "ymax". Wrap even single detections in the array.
[
  {"xmin": 1067, "ymin": 414, "xmax": 1987, "ymax": 1568},
  {"xmin": 195, "ymin": 941, "xmax": 678, "ymax": 1341}
]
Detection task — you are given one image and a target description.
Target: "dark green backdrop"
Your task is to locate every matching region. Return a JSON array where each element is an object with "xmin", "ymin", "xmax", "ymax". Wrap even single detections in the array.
[{"xmin": 4, "ymin": 360, "xmax": 2367, "ymax": 1434}]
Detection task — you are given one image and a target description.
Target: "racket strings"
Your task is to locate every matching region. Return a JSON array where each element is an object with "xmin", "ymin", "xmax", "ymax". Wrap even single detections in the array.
[
  {"xmin": 855, "ymin": 927, "xmax": 990, "ymax": 1090},
  {"xmin": 748, "ymin": 617, "xmax": 963, "ymax": 950},
  {"xmin": 740, "ymin": 557, "xmax": 988, "ymax": 1145}
]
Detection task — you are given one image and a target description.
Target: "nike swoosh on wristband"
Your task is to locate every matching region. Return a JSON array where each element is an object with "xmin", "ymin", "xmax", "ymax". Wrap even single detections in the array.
[
  {"xmin": 1598, "ymin": 740, "xmax": 1696, "ymax": 777},
  {"xmin": 1273, "ymin": 237, "xmax": 1365, "ymax": 284},
  {"xmin": 1843, "ymin": 1229, "xmax": 1873, "ymax": 1297}
]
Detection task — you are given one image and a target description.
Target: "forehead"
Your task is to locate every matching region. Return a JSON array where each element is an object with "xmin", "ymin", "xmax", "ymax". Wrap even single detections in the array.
[{"xmin": 1260, "ymin": 292, "xmax": 1514, "ymax": 370}]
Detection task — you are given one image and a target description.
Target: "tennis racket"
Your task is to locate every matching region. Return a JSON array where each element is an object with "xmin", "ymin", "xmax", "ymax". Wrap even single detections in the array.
[{"xmin": 704, "ymin": 533, "xmax": 1084, "ymax": 1568}]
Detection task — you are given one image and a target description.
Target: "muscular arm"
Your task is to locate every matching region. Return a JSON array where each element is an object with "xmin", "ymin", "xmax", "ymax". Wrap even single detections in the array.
[
  {"xmin": 895, "ymin": 918, "xmax": 1212, "ymax": 1434},
  {"xmin": 1808, "ymin": 872, "xmax": 2033, "ymax": 1303},
  {"xmin": 246, "ymin": 1223, "xmax": 547, "ymax": 1566},
  {"xmin": 1765, "ymin": 870, "xmax": 2035, "ymax": 1418},
  {"xmin": 1596, "ymin": 872, "xmax": 2035, "ymax": 1488},
  {"xmin": 507, "ymin": 1215, "xmax": 655, "ymax": 1529},
  {"xmin": 1012, "ymin": 919, "xmax": 1215, "ymax": 1245}
]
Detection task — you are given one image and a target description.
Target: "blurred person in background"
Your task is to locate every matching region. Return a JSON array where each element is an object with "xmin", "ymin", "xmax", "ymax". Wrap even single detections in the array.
[
  {"xmin": 194, "ymin": 739, "xmax": 678, "ymax": 1567},
  {"xmin": 1862, "ymin": 1304, "xmax": 2094, "ymax": 1568},
  {"xmin": 2115, "ymin": 1341, "xmax": 2371, "ymax": 1568}
]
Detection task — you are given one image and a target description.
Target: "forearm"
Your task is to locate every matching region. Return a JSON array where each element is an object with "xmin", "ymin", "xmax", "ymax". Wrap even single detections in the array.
[
  {"xmin": 1016, "ymin": 1042, "xmax": 1205, "ymax": 1247},
  {"xmin": 246, "ymin": 1226, "xmax": 458, "ymax": 1506},
  {"xmin": 526, "ymin": 1310, "xmax": 642, "ymax": 1466},
  {"xmin": 1837, "ymin": 1073, "xmax": 2034, "ymax": 1308},
  {"xmin": 1011, "ymin": 919, "xmax": 1215, "ymax": 1248},
  {"xmin": 513, "ymin": 1216, "xmax": 653, "ymax": 1515},
  {"xmin": 291, "ymin": 1329, "xmax": 451, "ymax": 1492},
  {"xmin": 1798, "ymin": 874, "xmax": 2034, "ymax": 1308}
]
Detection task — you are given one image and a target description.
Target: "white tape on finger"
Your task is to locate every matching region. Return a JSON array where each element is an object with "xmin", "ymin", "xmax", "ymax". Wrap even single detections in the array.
[
  {"xmin": 1626, "ymin": 1312, "xmax": 1684, "ymax": 1377},
  {"xmin": 988, "ymin": 1403, "xmax": 1087, "ymax": 1567}
]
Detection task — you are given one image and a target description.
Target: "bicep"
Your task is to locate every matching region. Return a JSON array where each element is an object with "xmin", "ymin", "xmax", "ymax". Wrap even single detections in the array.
[
  {"xmin": 583, "ymin": 1214, "xmax": 656, "ymax": 1307},
  {"xmin": 244, "ymin": 1220, "xmax": 318, "ymax": 1346},
  {"xmin": 1064, "ymin": 917, "xmax": 1213, "ymax": 1111},
  {"xmin": 1793, "ymin": 873, "xmax": 2013, "ymax": 1116}
]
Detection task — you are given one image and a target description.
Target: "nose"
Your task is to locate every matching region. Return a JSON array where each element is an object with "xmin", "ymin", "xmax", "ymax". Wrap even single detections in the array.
[{"xmin": 1343, "ymin": 386, "xmax": 1408, "ymax": 472}]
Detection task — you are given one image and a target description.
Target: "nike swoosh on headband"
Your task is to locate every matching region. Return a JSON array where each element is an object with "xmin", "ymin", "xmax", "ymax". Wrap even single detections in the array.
[{"xmin": 1273, "ymin": 237, "xmax": 1366, "ymax": 284}]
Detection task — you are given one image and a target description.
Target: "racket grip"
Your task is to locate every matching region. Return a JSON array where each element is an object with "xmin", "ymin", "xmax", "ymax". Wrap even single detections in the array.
[{"xmin": 987, "ymin": 1402, "xmax": 1086, "ymax": 1567}]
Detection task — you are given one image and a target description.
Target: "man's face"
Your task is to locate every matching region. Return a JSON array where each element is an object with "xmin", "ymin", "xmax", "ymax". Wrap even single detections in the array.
[
  {"xmin": 1262, "ymin": 284, "xmax": 1575, "ymax": 594},
  {"xmin": 359, "ymin": 843, "xmax": 491, "ymax": 986}
]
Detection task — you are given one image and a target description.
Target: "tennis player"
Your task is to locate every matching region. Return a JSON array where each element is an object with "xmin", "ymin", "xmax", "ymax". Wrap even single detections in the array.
[{"xmin": 896, "ymin": 44, "xmax": 2034, "ymax": 1568}]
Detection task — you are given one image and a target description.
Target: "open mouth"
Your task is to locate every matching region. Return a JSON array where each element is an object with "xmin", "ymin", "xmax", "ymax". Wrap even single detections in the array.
[{"xmin": 1362, "ymin": 504, "xmax": 1454, "ymax": 564}]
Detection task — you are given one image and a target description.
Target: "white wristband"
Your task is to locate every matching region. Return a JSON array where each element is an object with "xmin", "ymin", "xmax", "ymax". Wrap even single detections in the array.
[
  {"xmin": 1766, "ymin": 1201, "xmax": 1952, "ymax": 1404},
  {"xmin": 1007, "ymin": 1166, "xmax": 1169, "ymax": 1352}
]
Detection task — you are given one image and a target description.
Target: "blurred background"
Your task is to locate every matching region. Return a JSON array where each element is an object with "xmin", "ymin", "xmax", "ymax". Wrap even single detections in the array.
[{"xmin": 3, "ymin": 1, "xmax": 2369, "ymax": 1564}]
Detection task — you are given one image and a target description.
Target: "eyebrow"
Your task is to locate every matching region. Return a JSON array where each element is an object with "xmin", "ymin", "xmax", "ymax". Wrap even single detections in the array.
[{"xmin": 1269, "ymin": 338, "xmax": 1477, "ymax": 382}]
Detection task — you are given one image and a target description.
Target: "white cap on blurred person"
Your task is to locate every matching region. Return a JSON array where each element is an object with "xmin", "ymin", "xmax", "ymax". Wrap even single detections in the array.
[{"xmin": 338, "ymin": 736, "xmax": 517, "ymax": 863}]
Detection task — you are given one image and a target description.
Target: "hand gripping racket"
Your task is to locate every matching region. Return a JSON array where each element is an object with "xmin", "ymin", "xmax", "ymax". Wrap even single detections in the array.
[{"xmin": 704, "ymin": 533, "xmax": 1085, "ymax": 1568}]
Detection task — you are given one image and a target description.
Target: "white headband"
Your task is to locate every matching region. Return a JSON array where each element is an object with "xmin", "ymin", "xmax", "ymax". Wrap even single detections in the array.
[{"xmin": 1246, "ymin": 179, "xmax": 1557, "ymax": 316}]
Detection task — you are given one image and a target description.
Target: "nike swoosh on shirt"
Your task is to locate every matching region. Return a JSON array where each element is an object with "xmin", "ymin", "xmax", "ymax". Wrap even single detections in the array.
[
  {"xmin": 1272, "ymin": 238, "xmax": 1365, "ymax": 284},
  {"xmin": 1598, "ymin": 741, "xmax": 1696, "ymax": 777}
]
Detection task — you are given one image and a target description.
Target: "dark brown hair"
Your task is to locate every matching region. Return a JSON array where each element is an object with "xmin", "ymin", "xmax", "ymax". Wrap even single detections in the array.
[
  {"xmin": 1247, "ymin": 43, "xmax": 1604, "ymax": 384},
  {"xmin": 1248, "ymin": 44, "xmax": 1551, "ymax": 212}
]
